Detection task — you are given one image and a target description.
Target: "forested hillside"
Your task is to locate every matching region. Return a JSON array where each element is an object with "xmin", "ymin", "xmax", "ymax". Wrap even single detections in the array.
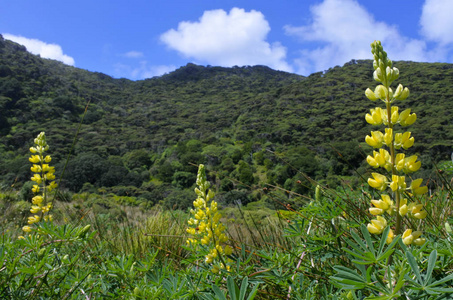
[{"xmin": 1, "ymin": 34, "xmax": 452, "ymax": 209}]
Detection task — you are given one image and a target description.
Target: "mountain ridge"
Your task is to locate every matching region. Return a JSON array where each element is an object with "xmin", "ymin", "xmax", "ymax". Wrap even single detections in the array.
[{"xmin": 1, "ymin": 34, "xmax": 452, "ymax": 207}]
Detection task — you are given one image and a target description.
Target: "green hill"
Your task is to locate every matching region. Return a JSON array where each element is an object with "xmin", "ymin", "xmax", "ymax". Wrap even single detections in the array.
[{"xmin": 1, "ymin": 34, "xmax": 452, "ymax": 208}]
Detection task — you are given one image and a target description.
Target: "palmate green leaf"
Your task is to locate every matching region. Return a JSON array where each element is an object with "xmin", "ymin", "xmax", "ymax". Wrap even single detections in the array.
[
  {"xmin": 211, "ymin": 284, "xmax": 228, "ymax": 300},
  {"xmin": 239, "ymin": 277, "xmax": 248, "ymax": 300},
  {"xmin": 406, "ymin": 250, "xmax": 422, "ymax": 284},
  {"xmin": 350, "ymin": 230, "xmax": 368, "ymax": 252},
  {"xmin": 330, "ymin": 266, "xmax": 368, "ymax": 289},
  {"xmin": 425, "ymin": 249, "xmax": 437, "ymax": 285},
  {"xmin": 427, "ymin": 273, "xmax": 453, "ymax": 290},
  {"xmin": 342, "ymin": 247, "xmax": 375, "ymax": 265},
  {"xmin": 227, "ymin": 276, "xmax": 239, "ymax": 300}
]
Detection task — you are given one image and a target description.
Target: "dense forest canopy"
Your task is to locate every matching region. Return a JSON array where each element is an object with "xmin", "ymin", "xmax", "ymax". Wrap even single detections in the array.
[{"xmin": 1, "ymin": 34, "xmax": 452, "ymax": 209}]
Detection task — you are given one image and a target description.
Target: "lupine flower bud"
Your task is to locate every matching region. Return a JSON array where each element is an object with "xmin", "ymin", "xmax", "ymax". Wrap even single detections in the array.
[
  {"xmin": 395, "ymin": 87, "xmax": 410, "ymax": 100},
  {"xmin": 374, "ymin": 85, "xmax": 388, "ymax": 100},
  {"xmin": 373, "ymin": 68, "xmax": 383, "ymax": 82},
  {"xmin": 365, "ymin": 88, "xmax": 379, "ymax": 101},
  {"xmin": 393, "ymin": 84, "xmax": 404, "ymax": 99},
  {"xmin": 399, "ymin": 109, "xmax": 416, "ymax": 126}
]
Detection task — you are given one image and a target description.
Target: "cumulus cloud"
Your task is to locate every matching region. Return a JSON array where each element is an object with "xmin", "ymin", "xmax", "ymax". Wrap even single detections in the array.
[
  {"xmin": 284, "ymin": 0, "xmax": 432, "ymax": 75},
  {"xmin": 420, "ymin": 0, "xmax": 453, "ymax": 45},
  {"xmin": 160, "ymin": 7, "xmax": 293, "ymax": 72},
  {"xmin": 3, "ymin": 33, "xmax": 75, "ymax": 66}
]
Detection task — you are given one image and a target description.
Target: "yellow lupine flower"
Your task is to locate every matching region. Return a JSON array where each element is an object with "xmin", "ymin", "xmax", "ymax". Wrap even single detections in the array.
[
  {"xmin": 368, "ymin": 173, "xmax": 387, "ymax": 191},
  {"xmin": 383, "ymin": 128, "xmax": 393, "ymax": 146},
  {"xmin": 365, "ymin": 107, "xmax": 384, "ymax": 125},
  {"xmin": 32, "ymin": 195, "xmax": 43, "ymax": 205},
  {"xmin": 409, "ymin": 203, "xmax": 427, "ymax": 219},
  {"xmin": 370, "ymin": 194, "xmax": 393, "ymax": 216},
  {"xmin": 399, "ymin": 198, "xmax": 409, "ymax": 216},
  {"xmin": 390, "ymin": 175, "xmax": 406, "ymax": 192},
  {"xmin": 399, "ymin": 108, "xmax": 417, "ymax": 126},
  {"xmin": 32, "ymin": 185, "xmax": 40, "ymax": 193},
  {"xmin": 390, "ymin": 106, "xmax": 399, "ymax": 124},
  {"xmin": 365, "ymin": 131, "xmax": 384, "ymax": 148},
  {"xmin": 394, "ymin": 132, "xmax": 414, "ymax": 149},
  {"xmin": 30, "ymin": 205, "xmax": 41, "ymax": 214},
  {"xmin": 31, "ymin": 174, "xmax": 42, "ymax": 184},
  {"xmin": 27, "ymin": 215, "xmax": 40, "ymax": 224},
  {"xmin": 29, "ymin": 155, "xmax": 41, "ymax": 163},
  {"xmin": 367, "ymin": 216, "xmax": 387, "ymax": 234},
  {"xmin": 22, "ymin": 225, "xmax": 32, "ymax": 232},
  {"xmin": 410, "ymin": 178, "xmax": 428, "ymax": 195},
  {"xmin": 402, "ymin": 229, "xmax": 413, "ymax": 245}
]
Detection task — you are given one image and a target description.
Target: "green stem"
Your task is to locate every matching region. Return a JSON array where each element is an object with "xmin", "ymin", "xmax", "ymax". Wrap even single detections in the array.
[{"xmin": 385, "ymin": 89, "xmax": 402, "ymax": 236}]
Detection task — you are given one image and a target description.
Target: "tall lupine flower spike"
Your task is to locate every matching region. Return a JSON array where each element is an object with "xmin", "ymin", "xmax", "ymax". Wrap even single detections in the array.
[
  {"xmin": 364, "ymin": 41, "xmax": 427, "ymax": 246},
  {"xmin": 21, "ymin": 132, "xmax": 56, "ymax": 237},
  {"xmin": 187, "ymin": 164, "xmax": 232, "ymax": 273}
]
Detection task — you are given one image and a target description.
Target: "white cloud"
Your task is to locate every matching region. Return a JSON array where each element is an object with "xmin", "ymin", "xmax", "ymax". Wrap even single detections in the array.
[
  {"xmin": 420, "ymin": 0, "xmax": 453, "ymax": 45},
  {"xmin": 284, "ymin": 0, "xmax": 432, "ymax": 75},
  {"xmin": 123, "ymin": 51, "xmax": 144, "ymax": 58},
  {"xmin": 114, "ymin": 61, "xmax": 176, "ymax": 79},
  {"xmin": 3, "ymin": 33, "xmax": 75, "ymax": 66},
  {"xmin": 160, "ymin": 8, "xmax": 293, "ymax": 72}
]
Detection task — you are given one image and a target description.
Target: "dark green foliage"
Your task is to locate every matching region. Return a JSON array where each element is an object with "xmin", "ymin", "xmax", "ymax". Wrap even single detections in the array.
[{"xmin": 1, "ymin": 35, "xmax": 452, "ymax": 206}]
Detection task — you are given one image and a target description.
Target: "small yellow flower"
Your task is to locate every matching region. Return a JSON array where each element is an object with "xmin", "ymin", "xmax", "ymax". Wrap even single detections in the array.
[
  {"xmin": 368, "ymin": 173, "xmax": 387, "ymax": 191},
  {"xmin": 394, "ymin": 132, "xmax": 414, "ymax": 150},
  {"xmin": 32, "ymin": 195, "xmax": 43, "ymax": 205},
  {"xmin": 402, "ymin": 229, "xmax": 413, "ymax": 245},
  {"xmin": 30, "ymin": 205, "xmax": 41, "ymax": 214},
  {"xmin": 399, "ymin": 108, "xmax": 417, "ymax": 126},
  {"xmin": 32, "ymin": 185, "xmax": 40, "ymax": 193},
  {"xmin": 410, "ymin": 178, "xmax": 428, "ymax": 195},
  {"xmin": 367, "ymin": 216, "xmax": 387, "ymax": 234},
  {"xmin": 365, "ymin": 107, "xmax": 384, "ymax": 125},
  {"xmin": 365, "ymin": 131, "xmax": 384, "ymax": 148},
  {"xmin": 29, "ymin": 155, "xmax": 41, "ymax": 163},
  {"xmin": 27, "ymin": 215, "xmax": 40, "ymax": 224},
  {"xmin": 390, "ymin": 175, "xmax": 406, "ymax": 192},
  {"xmin": 22, "ymin": 225, "xmax": 32, "ymax": 232}
]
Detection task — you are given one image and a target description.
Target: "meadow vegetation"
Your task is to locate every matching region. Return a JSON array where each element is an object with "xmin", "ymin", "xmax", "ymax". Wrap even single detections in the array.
[{"xmin": 1, "ymin": 37, "xmax": 453, "ymax": 299}]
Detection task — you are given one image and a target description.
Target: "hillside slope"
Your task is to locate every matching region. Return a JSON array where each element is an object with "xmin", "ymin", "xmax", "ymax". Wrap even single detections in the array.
[{"xmin": 1, "ymin": 34, "xmax": 452, "ymax": 208}]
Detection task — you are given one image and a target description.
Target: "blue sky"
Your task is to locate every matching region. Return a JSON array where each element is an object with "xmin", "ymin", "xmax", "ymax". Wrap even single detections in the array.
[{"xmin": 2, "ymin": 0, "xmax": 453, "ymax": 80}]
